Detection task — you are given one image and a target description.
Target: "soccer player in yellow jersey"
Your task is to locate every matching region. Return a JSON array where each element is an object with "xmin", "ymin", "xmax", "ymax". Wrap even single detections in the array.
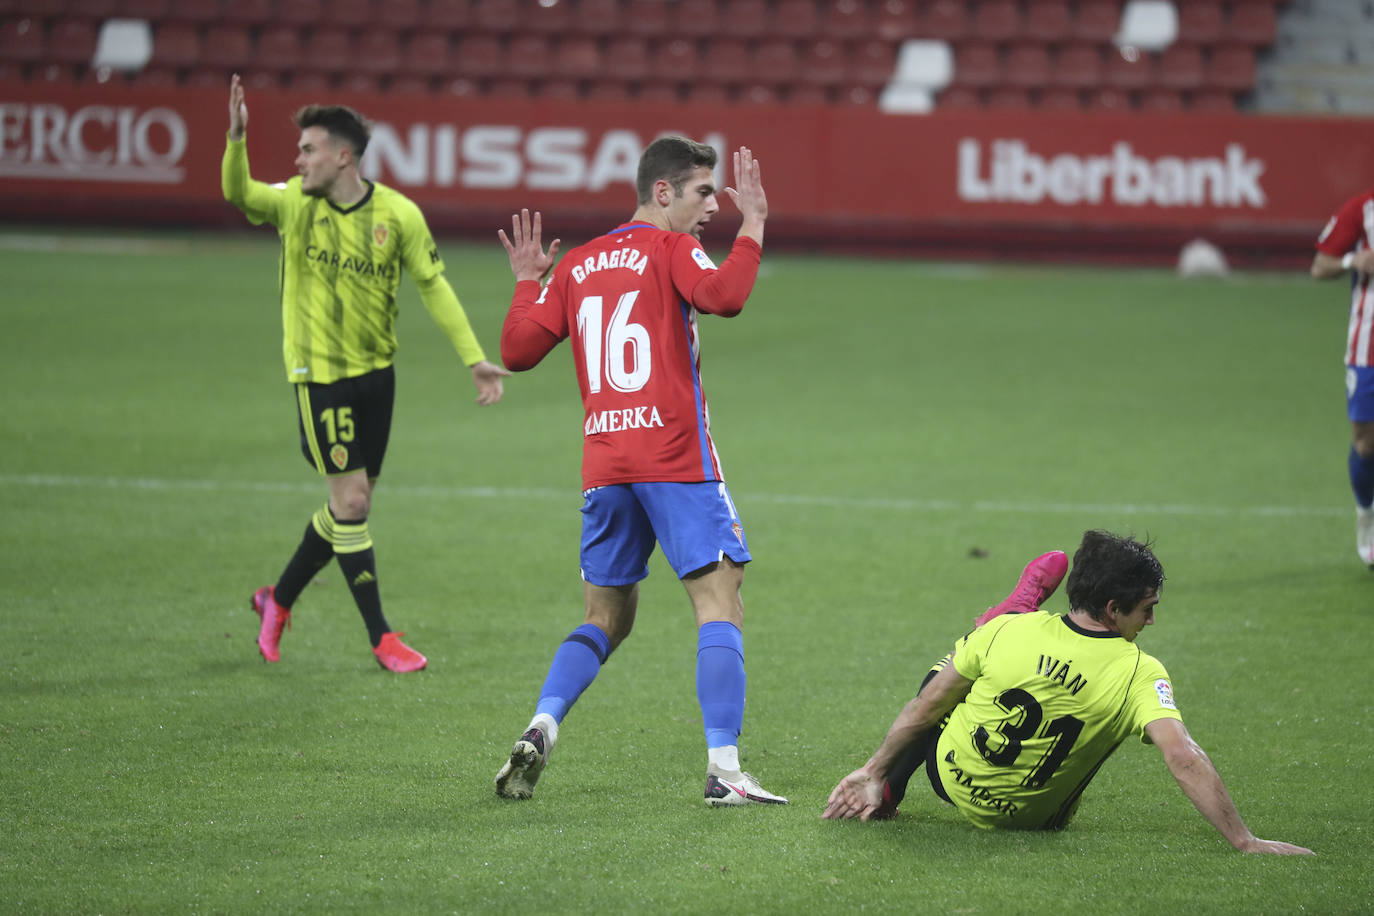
[
  {"xmin": 222, "ymin": 74, "xmax": 509, "ymax": 672},
  {"xmin": 824, "ymin": 531, "xmax": 1313, "ymax": 855}
]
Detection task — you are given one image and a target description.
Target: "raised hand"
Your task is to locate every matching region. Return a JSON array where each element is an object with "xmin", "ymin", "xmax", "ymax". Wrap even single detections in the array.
[{"xmin": 498, "ymin": 209, "xmax": 561, "ymax": 283}]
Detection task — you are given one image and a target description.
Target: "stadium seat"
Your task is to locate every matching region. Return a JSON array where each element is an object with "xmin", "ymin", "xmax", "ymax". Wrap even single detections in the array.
[
  {"xmin": 584, "ymin": 79, "xmax": 631, "ymax": 101},
  {"xmin": 872, "ymin": 0, "xmax": 919, "ymax": 42},
  {"xmin": 822, "ymin": 0, "xmax": 871, "ymax": 41},
  {"xmin": 337, "ymin": 72, "xmax": 381, "ymax": 93},
  {"xmin": 220, "ymin": 0, "xmax": 274, "ymax": 26},
  {"xmin": 0, "ymin": 18, "xmax": 45, "ymax": 64},
  {"xmin": 640, "ymin": 81, "xmax": 683, "ymax": 103},
  {"xmin": 701, "ymin": 38, "xmax": 748, "ymax": 84},
  {"xmin": 200, "ymin": 23, "xmax": 253, "ymax": 71},
  {"xmin": 719, "ymin": 0, "xmax": 768, "ymax": 39},
  {"xmin": 670, "ymin": 0, "xmax": 719, "ymax": 39},
  {"xmin": 972, "ymin": 0, "xmax": 1021, "ymax": 43},
  {"xmin": 1190, "ymin": 87, "xmax": 1234, "ymax": 112},
  {"xmin": 324, "ymin": 0, "xmax": 375, "ymax": 29},
  {"xmin": 1103, "ymin": 46, "xmax": 1154, "ymax": 89},
  {"xmin": 302, "ymin": 27, "xmax": 353, "ymax": 76},
  {"xmin": 148, "ymin": 21, "xmax": 200, "ymax": 69},
  {"xmin": 1229, "ymin": 2, "xmax": 1278, "ymax": 48},
  {"xmin": 277, "ymin": 0, "xmax": 326, "ymax": 27},
  {"xmin": 505, "ymin": 33, "xmax": 552, "ymax": 79},
  {"xmin": 1156, "ymin": 42, "xmax": 1203, "ymax": 90},
  {"xmin": 986, "ymin": 86, "xmax": 1031, "ymax": 108},
  {"xmin": 1051, "ymin": 42, "xmax": 1101, "ymax": 89},
  {"xmin": 737, "ymin": 81, "xmax": 780, "ymax": 104},
  {"xmin": 534, "ymin": 77, "xmax": 579, "ymax": 100},
  {"xmin": 649, "ymin": 36, "xmax": 698, "ymax": 82},
  {"xmin": 951, "ymin": 41, "xmax": 999, "ymax": 89},
  {"xmin": 570, "ymin": 0, "xmax": 621, "ymax": 36},
  {"xmin": 603, "ymin": 34, "xmax": 650, "ymax": 81},
  {"xmin": 624, "ymin": 0, "xmax": 668, "ymax": 36},
  {"xmin": 937, "ymin": 85, "xmax": 981, "ymax": 108},
  {"xmin": 407, "ymin": 31, "xmax": 455, "ymax": 77},
  {"xmin": 485, "ymin": 76, "xmax": 531, "ymax": 98},
  {"xmin": 1175, "ymin": 0, "xmax": 1223, "ymax": 45},
  {"xmin": 799, "ymin": 39, "xmax": 846, "ymax": 87},
  {"xmin": 65, "ymin": 0, "xmax": 115, "ymax": 18},
  {"xmin": 92, "ymin": 19, "xmax": 153, "ymax": 74},
  {"xmin": 1023, "ymin": 0, "xmax": 1071, "ymax": 42},
  {"xmin": 551, "ymin": 34, "xmax": 599, "ymax": 79},
  {"xmin": 773, "ymin": 0, "xmax": 820, "ymax": 39},
  {"xmin": 291, "ymin": 70, "xmax": 332, "ymax": 91},
  {"xmin": 1071, "ymin": 0, "xmax": 1121, "ymax": 42},
  {"xmin": 389, "ymin": 73, "xmax": 433, "ymax": 93},
  {"xmin": 254, "ymin": 27, "xmax": 304, "ymax": 74},
  {"xmin": 750, "ymin": 38, "xmax": 798, "ymax": 86},
  {"xmin": 525, "ymin": 0, "xmax": 572, "ymax": 34},
  {"xmin": 1138, "ymin": 86, "xmax": 1184, "ymax": 111},
  {"xmin": 1204, "ymin": 43, "xmax": 1255, "ymax": 92},
  {"xmin": 1086, "ymin": 86, "xmax": 1131, "ymax": 110},
  {"xmin": 353, "ymin": 29, "xmax": 401, "ymax": 78},
  {"xmin": 682, "ymin": 81, "xmax": 729, "ymax": 105},
  {"xmin": 788, "ymin": 83, "xmax": 829, "ymax": 105},
  {"xmin": 472, "ymin": 0, "xmax": 519, "ymax": 33},
  {"xmin": 424, "ymin": 0, "xmax": 472, "ymax": 29},
  {"xmin": 1003, "ymin": 42, "xmax": 1050, "ymax": 89},
  {"xmin": 1037, "ymin": 87, "xmax": 1082, "ymax": 110},
  {"xmin": 48, "ymin": 17, "xmax": 98, "ymax": 68},
  {"xmin": 116, "ymin": 0, "xmax": 170, "ymax": 19},
  {"xmin": 162, "ymin": 0, "xmax": 220, "ymax": 25},
  {"xmin": 848, "ymin": 38, "xmax": 896, "ymax": 91},
  {"xmin": 923, "ymin": 0, "xmax": 969, "ymax": 41}
]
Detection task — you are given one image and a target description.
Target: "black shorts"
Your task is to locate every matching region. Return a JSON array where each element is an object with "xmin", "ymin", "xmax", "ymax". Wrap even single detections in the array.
[{"xmin": 294, "ymin": 366, "xmax": 395, "ymax": 478}]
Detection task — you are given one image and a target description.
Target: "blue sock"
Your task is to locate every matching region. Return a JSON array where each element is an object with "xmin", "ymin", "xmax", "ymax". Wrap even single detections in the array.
[
  {"xmin": 697, "ymin": 621, "xmax": 746, "ymax": 749},
  {"xmin": 1351, "ymin": 446, "xmax": 1374, "ymax": 508},
  {"xmin": 535, "ymin": 624, "xmax": 611, "ymax": 723}
]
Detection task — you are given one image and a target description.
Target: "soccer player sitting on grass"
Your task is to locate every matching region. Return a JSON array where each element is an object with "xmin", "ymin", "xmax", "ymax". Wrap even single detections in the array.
[
  {"xmin": 823, "ymin": 530, "xmax": 1313, "ymax": 856},
  {"xmin": 222, "ymin": 74, "xmax": 509, "ymax": 672}
]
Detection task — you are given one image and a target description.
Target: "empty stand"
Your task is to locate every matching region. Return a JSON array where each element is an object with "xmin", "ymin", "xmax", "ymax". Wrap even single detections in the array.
[
  {"xmin": 506, "ymin": 33, "xmax": 553, "ymax": 79},
  {"xmin": 719, "ymin": 0, "xmax": 769, "ymax": 39},
  {"xmin": 951, "ymin": 41, "xmax": 999, "ymax": 89},
  {"xmin": 849, "ymin": 37, "xmax": 896, "ymax": 91},
  {"xmin": 670, "ymin": 0, "xmax": 720, "ymax": 39},
  {"xmin": 1205, "ymin": 43, "xmax": 1256, "ymax": 92},
  {"xmin": 750, "ymin": 38, "xmax": 799, "ymax": 86},
  {"xmin": 1103, "ymin": 47, "xmax": 1154, "ymax": 90},
  {"xmin": 1230, "ymin": 2, "xmax": 1278, "ymax": 47},
  {"xmin": 324, "ymin": 0, "xmax": 375, "ymax": 29},
  {"xmin": 302, "ymin": 26, "xmax": 353, "ymax": 78},
  {"xmin": 354, "ymin": 29, "xmax": 401, "ymax": 79},
  {"xmin": 1003, "ymin": 42, "xmax": 1050, "ymax": 89},
  {"xmin": 823, "ymin": 0, "xmax": 872, "ymax": 41},
  {"xmin": 701, "ymin": 38, "xmax": 749, "ymax": 84},
  {"xmin": 147, "ymin": 21, "xmax": 200, "ymax": 70},
  {"xmin": 799, "ymin": 39, "xmax": 846, "ymax": 88},
  {"xmin": 276, "ymin": 0, "xmax": 325, "ymax": 27},
  {"xmin": 872, "ymin": 0, "xmax": 919, "ymax": 42},
  {"xmin": 220, "ymin": 0, "xmax": 275, "ymax": 26},
  {"xmin": 1051, "ymin": 42, "xmax": 1102, "ymax": 89},
  {"xmin": 972, "ymin": 0, "xmax": 1021, "ymax": 43},
  {"xmin": 649, "ymin": 36, "xmax": 698, "ymax": 82},
  {"xmin": 1071, "ymin": 0, "xmax": 1122, "ymax": 43},
  {"xmin": 472, "ymin": 0, "xmax": 520, "ymax": 33},
  {"xmin": 552, "ymin": 34, "xmax": 601, "ymax": 79},
  {"xmin": 162, "ymin": 0, "xmax": 220, "ymax": 25},
  {"xmin": 0, "ymin": 18, "xmax": 46, "ymax": 65},
  {"xmin": 1023, "ymin": 0, "xmax": 1071, "ymax": 41},
  {"xmin": 1157, "ymin": 42, "xmax": 1204, "ymax": 90},
  {"xmin": 624, "ymin": 0, "xmax": 668, "ymax": 37},
  {"xmin": 525, "ymin": 0, "xmax": 572, "ymax": 34},
  {"xmin": 1138, "ymin": 86, "xmax": 1184, "ymax": 111},
  {"xmin": 603, "ymin": 34, "xmax": 650, "ymax": 82},
  {"xmin": 409, "ymin": 31, "xmax": 457, "ymax": 78},
  {"xmin": 923, "ymin": 0, "xmax": 969, "ymax": 40},
  {"xmin": 254, "ymin": 26, "xmax": 304, "ymax": 74},
  {"xmin": 48, "ymin": 16, "xmax": 97, "ymax": 69},
  {"xmin": 201, "ymin": 23, "xmax": 253, "ymax": 72},
  {"xmin": 1176, "ymin": 0, "xmax": 1224, "ymax": 45},
  {"xmin": 424, "ymin": 0, "xmax": 472, "ymax": 29},
  {"xmin": 571, "ymin": 0, "xmax": 622, "ymax": 36},
  {"xmin": 773, "ymin": 0, "xmax": 820, "ymax": 40}
]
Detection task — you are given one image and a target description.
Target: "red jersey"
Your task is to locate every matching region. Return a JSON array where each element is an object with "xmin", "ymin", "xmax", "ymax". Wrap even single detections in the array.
[
  {"xmin": 502, "ymin": 222, "xmax": 762, "ymax": 488},
  {"xmin": 1315, "ymin": 188, "xmax": 1374, "ymax": 367}
]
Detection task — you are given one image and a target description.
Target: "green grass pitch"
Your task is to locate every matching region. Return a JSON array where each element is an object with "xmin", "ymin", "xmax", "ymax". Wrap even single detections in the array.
[{"xmin": 1, "ymin": 229, "xmax": 1368, "ymax": 913}]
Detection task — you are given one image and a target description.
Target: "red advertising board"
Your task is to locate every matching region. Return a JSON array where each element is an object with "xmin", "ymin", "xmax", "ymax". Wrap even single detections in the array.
[{"xmin": 3, "ymin": 81, "xmax": 1371, "ymax": 264}]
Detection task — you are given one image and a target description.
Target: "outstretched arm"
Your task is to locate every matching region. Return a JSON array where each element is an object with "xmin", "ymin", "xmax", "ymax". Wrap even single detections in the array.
[
  {"xmin": 415, "ymin": 274, "xmax": 509, "ymax": 406},
  {"xmin": 823, "ymin": 664, "xmax": 973, "ymax": 821},
  {"xmin": 1146, "ymin": 718, "xmax": 1313, "ymax": 855}
]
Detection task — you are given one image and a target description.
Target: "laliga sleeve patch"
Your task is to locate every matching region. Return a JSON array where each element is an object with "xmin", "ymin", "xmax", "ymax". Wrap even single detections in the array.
[
  {"xmin": 691, "ymin": 248, "xmax": 717, "ymax": 271},
  {"xmin": 1154, "ymin": 679, "xmax": 1177, "ymax": 710}
]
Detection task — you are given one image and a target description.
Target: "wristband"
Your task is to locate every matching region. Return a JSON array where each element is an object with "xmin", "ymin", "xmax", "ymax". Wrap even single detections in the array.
[{"xmin": 1343, "ymin": 252, "xmax": 1356, "ymax": 270}]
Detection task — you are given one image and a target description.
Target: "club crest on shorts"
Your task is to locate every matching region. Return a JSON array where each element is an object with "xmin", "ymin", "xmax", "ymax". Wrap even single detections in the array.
[
  {"xmin": 330, "ymin": 443, "xmax": 349, "ymax": 470},
  {"xmin": 732, "ymin": 522, "xmax": 745, "ymax": 547},
  {"xmin": 373, "ymin": 223, "xmax": 389, "ymax": 246}
]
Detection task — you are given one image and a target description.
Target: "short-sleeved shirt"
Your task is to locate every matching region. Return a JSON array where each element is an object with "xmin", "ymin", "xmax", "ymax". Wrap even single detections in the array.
[
  {"xmin": 1315, "ymin": 189, "xmax": 1374, "ymax": 367},
  {"xmin": 935, "ymin": 611, "xmax": 1182, "ymax": 830},
  {"xmin": 522, "ymin": 222, "xmax": 736, "ymax": 488},
  {"xmin": 223, "ymin": 138, "xmax": 446, "ymax": 384}
]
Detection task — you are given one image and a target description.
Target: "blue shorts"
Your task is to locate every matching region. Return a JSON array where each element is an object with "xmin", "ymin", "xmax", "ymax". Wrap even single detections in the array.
[
  {"xmin": 579, "ymin": 481, "xmax": 752, "ymax": 586},
  {"xmin": 1348, "ymin": 365, "xmax": 1374, "ymax": 422}
]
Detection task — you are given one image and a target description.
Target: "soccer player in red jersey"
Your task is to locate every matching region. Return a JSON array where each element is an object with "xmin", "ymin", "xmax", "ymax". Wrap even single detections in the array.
[
  {"xmin": 492, "ymin": 137, "xmax": 786, "ymax": 806},
  {"xmin": 1312, "ymin": 190, "xmax": 1374, "ymax": 567}
]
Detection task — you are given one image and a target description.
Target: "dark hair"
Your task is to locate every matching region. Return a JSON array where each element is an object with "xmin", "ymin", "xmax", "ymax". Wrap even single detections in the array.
[
  {"xmin": 295, "ymin": 104, "xmax": 371, "ymax": 161},
  {"xmin": 1064, "ymin": 530, "xmax": 1165, "ymax": 620},
  {"xmin": 636, "ymin": 135, "xmax": 718, "ymax": 205}
]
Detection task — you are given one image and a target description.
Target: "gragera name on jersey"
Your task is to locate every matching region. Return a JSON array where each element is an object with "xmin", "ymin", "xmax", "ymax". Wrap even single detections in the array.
[
  {"xmin": 943, "ymin": 750, "xmax": 1020, "ymax": 817},
  {"xmin": 584, "ymin": 405, "xmax": 665, "ymax": 436},
  {"xmin": 305, "ymin": 244, "xmax": 396, "ymax": 280},
  {"xmin": 570, "ymin": 247, "xmax": 648, "ymax": 284}
]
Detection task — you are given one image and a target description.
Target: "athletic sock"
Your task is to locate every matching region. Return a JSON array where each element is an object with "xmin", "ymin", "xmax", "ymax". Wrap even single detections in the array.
[
  {"xmin": 313, "ymin": 506, "xmax": 389, "ymax": 648},
  {"xmin": 696, "ymin": 620, "xmax": 746, "ymax": 750},
  {"xmin": 273, "ymin": 513, "xmax": 336, "ymax": 609},
  {"xmin": 1350, "ymin": 445, "xmax": 1374, "ymax": 508},
  {"xmin": 535, "ymin": 624, "xmax": 611, "ymax": 723}
]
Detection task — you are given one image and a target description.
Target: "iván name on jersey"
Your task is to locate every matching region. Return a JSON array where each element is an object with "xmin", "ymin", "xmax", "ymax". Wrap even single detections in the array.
[
  {"xmin": 1036, "ymin": 655, "xmax": 1088, "ymax": 695},
  {"xmin": 585, "ymin": 405, "xmax": 664, "ymax": 436}
]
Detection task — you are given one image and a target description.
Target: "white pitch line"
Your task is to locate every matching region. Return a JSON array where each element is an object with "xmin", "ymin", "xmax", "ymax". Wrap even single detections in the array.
[{"xmin": 1, "ymin": 472, "xmax": 1347, "ymax": 519}]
